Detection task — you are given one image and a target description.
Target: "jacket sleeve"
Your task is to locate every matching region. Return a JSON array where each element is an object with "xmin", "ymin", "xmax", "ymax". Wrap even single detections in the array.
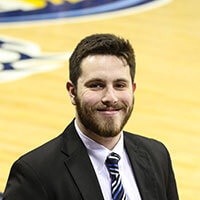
[{"xmin": 3, "ymin": 159, "xmax": 48, "ymax": 200}]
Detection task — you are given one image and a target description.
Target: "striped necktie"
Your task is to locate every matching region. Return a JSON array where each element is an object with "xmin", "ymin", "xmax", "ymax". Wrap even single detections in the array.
[{"xmin": 105, "ymin": 152, "xmax": 127, "ymax": 200}]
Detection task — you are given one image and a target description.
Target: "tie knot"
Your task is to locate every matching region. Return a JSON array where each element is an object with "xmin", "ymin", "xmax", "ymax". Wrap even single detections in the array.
[{"xmin": 105, "ymin": 152, "xmax": 121, "ymax": 173}]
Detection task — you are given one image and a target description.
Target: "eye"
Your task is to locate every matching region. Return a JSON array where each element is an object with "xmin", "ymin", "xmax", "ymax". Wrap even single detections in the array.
[
  {"xmin": 90, "ymin": 84, "xmax": 101, "ymax": 88},
  {"xmin": 116, "ymin": 84, "xmax": 124, "ymax": 88},
  {"xmin": 114, "ymin": 82, "xmax": 127, "ymax": 89},
  {"xmin": 88, "ymin": 83, "xmax": 105, "ymax": 89}
]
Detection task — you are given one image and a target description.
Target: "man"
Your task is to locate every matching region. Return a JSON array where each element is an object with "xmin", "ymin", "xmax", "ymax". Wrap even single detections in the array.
[{"xmin": 3, "ymin": 34, "xmax": 179, "ymax": 200}]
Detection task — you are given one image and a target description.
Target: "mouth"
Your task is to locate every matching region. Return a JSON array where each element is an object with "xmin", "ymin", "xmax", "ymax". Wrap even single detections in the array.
[{"xmin": 97, "ymin": 107, "xmax": 121, "ymax": 115}]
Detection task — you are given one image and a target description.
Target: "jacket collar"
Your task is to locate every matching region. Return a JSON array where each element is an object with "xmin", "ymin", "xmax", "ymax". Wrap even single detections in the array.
[{"xmin": 61, "ymin": 120, "xmax": 104, "ymax": 200}]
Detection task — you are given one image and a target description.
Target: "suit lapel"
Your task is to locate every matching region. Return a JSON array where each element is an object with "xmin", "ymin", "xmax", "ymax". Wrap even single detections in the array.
[
  {"xmin": 61, "ymin": 121, "xmax": 104, "ymax": 200},
  {"xmin": 124, "ymin": 132, "xmax": 158, "ymax": 200}
]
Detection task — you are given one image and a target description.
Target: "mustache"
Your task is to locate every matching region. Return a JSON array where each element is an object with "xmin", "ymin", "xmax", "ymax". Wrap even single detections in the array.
[{"xmin": 94, "ymin": 103, "xmax": 126, "ymax": 111}]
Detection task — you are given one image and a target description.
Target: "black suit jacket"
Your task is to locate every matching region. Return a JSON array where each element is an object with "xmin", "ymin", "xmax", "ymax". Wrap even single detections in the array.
[{"xmin": 3, "ymin": 120, "xmax": 179, "ymax": 200}]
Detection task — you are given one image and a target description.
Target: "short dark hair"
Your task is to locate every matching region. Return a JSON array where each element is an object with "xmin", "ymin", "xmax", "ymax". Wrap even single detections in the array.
[{"xmin": 69, "ymin": 33, "xmax": 136, "ymax": 87}]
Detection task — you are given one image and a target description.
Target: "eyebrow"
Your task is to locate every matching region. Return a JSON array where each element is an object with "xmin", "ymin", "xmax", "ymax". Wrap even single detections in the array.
[
  {"xmin": 113, "ymin": 78, "xmax": 129, "ymax": 83},
  {"xmin": 85, "ymin": 78, "xmax": 103, "ymax": 84},
  {"xmin": 85, "ymin": 78, "xmax": 129, "ymax": 85}
]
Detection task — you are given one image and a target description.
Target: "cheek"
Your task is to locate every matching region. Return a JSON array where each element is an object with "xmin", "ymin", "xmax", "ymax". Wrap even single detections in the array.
[
  {"xmin": 120, "ymin": 92, "xmax": 133, "ymax": 105},
  {"xmin": 80, "ymin": 92, "xmax": 102, "ymax": 106}
]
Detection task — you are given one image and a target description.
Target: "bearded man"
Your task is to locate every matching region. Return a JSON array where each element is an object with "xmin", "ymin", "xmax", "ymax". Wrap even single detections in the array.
[{"xmin": 3, "ymin": 33, "xmax": 179, "ymax": 200}]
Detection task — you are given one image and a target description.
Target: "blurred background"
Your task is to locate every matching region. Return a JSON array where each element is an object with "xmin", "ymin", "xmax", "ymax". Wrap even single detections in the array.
[{"xmin": 0, "ymin": 0, "xmax": 200, "ymax": 199}]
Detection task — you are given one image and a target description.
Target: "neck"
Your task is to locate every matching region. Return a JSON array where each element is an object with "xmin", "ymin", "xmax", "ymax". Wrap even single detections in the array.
[{"xmin": 76, "ymin": 118, "xmax": 121, "ymax": 150}]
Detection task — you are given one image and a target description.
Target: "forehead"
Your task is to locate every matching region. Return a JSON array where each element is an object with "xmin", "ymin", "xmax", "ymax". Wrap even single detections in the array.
[{"xmin": 79, "ymin": 55, "xmax": 131, "ymax": 81}]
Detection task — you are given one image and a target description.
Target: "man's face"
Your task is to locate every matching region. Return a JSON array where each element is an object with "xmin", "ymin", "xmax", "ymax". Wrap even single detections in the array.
[{"xmin": 71, "ymin": 55, "xmax": 136, "ymax": 138}]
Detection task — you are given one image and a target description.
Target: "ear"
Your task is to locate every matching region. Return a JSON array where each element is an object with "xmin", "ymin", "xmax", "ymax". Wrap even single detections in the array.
[
  {"xmin": 133, "ymin": 82, "xmax": 136, "ymax": 93},
  {"xmin": 66, "ymin": 81, "xmax": 76, "ymax": 105}
]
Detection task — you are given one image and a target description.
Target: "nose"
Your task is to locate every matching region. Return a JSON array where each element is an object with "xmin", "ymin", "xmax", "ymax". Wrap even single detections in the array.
[{"xmin": 101, "ymin": 87, "xmax": 118, "ymax": 106}]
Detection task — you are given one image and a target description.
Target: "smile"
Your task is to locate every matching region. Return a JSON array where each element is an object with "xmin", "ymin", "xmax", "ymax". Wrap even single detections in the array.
[{"xmin": 97, "ymin": 108, "xmax": 121, "ymax": 115}]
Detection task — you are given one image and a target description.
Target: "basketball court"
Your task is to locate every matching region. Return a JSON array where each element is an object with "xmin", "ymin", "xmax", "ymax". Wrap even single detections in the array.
[{"xmin": 0, "ymin": 0, "xmax": 199, "ymax": 199}]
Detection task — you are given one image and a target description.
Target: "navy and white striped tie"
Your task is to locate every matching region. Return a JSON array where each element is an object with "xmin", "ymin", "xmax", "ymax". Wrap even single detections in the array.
[{"xmin": 105, "ymin": 152, "xmax": 127, "ymax": 200}]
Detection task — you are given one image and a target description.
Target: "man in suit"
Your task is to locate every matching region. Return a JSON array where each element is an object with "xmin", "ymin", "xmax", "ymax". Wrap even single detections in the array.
[{"xmin": 3, "ymin": 33, "xmax": 179, "ymax": 200}]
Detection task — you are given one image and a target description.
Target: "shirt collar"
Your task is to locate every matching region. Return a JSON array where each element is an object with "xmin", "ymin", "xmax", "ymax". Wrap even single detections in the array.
[{"xmin": 74, "ymin": 119, "xmax": 124, "ymax": 171}]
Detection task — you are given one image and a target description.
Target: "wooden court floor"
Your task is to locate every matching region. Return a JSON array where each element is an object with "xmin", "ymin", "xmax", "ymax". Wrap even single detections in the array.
[{"xmin": 0, "ymin": 0, "xmax": 199, "ymax": 199}]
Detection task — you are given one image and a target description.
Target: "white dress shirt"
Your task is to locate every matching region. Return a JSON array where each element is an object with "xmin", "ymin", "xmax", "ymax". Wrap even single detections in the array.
[{"xmin": 74, "ymin": 120, "xmax": 141, "ymax": 200}]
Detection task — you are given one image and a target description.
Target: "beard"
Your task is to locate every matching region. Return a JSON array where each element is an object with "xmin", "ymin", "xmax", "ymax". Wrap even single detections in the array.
[{"xmin": 74, "ymin": 96, "xmax": 134, "ymax": 138}]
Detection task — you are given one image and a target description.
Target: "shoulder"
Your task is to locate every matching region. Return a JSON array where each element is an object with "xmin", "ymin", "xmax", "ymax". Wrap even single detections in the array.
[
  {"xmin": 124, "ymin": 131, "xmax": 167, "ymax": 150},
  {"xmin": 3, "ymin": 134, "xmax": 65, "ymax": 199},
  {"xmin": 124, "ymin": 131, "xmax": 171, "ymax": 164},
  {"xmin": 125, "ymin": 130, "xmax": 163, "ymax": 144},
  {"xmin": 18, "ymin": 120, "xmax": 76, "ymax": 166},
  {"xmin": 17, "ymin": 133, "xmax": 64, "ymax": 171}
]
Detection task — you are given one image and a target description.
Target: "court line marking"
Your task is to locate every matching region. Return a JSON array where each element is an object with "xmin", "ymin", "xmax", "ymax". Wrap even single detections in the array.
[
  {"xmin": 0, "ymin": 35, "xmax": 69, "ymax": 83},
  {"xmin": 0, "ymin": 0, "xmax": 172, "ymax": 28}
]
